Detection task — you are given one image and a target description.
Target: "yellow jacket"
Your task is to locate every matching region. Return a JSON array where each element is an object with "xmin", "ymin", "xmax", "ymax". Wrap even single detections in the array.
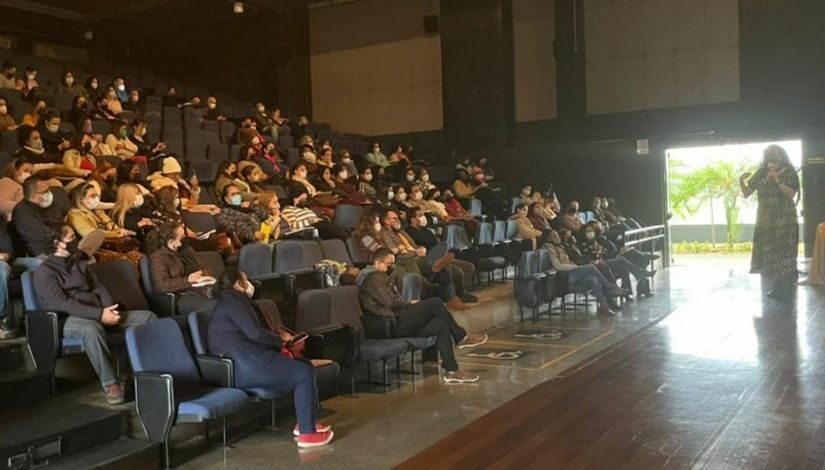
[{"xmin": 67, "ymin": 207, "xmax": 121, "ymax": 238}]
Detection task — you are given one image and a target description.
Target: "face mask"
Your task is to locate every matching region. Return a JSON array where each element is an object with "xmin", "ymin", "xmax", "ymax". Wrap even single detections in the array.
[
  {"xmin": 342, "ymin": 158, "xmax": 351, "ymax": 164},
  {"xmin": 83, "ymin": 124, "xmax": 93, "ymax": 134},
  {"xmin": 38, "ymin": 190, "xmax": 54, "ymax": 208},
  {"xmin": 119, "ymin": 129, "xmax": 128, "ymax": 139},
  {"xmin": 363, "ymin": 173, "xmax": 372, "ymax": 182},
  {"xmin": 208, "ymin": 103, "xmax": 216, "ymax": 109},
  {"xmin": 387, "ymin": 190, "xmax": 394, "ymax": 200},
  {"xmin": 85, "ymin": 196, "xmax": 101, "ymax": 210},
  {"xmin": 421, "ymin": 174, "xmax": 429, "ymax": 182},
  {"xmin": 419, "ymin": 216, "xmax": 427, "ymax": 227},
  {"xmin": 406, "ymin": 174, "xmax": 415, "ymax": 182},
  {"xmin": 28, "ymin": 140, "xmax": 43, "ymax": 150},
  {"xmin": 373, "ymin": 222, "xmax": 382, "ymax": 232},
  {"xmin": 0, "ymin": 105, "xmax": 6, "ymax": 114},
  {"xmin": 397, "ymin": 193, "xmax": 407, "ymax": 202},
  {"xmin": 229, "ymin": 194, "xmax": 242, "ymax": 206},
  {"xmin": 91, "ymin": 82, "xmax": 98, "ymax": 89},
  {"xmin": 134, "ymin": 194, "xmax": 144, "ymax": 208},
  {"xmin": 82, "ymin": 142, "xmax": 93, "ymax": 153},
  {"xmin": 46, "ymin": 123, "xmax": 59, "ymax": 133},
  {"xmin": 244, "ymin": 282, "xmax": 255, "ymax": 298},
  {"xmin": 257, "ymin": 106, "xmax": 265, "ymax": 113},
  {"xmin": 117, "ymin": 84, "xmax": 125, "ymax": 91},
  {"xmin": 27, "ymin": 73, "xmax": 35, "ymax": 80},
  {"xmin": 338, "ymin": 171, "xmax": 348, "ymax": 180},
  {"xmin": 65, "ymin": 78, "xmax": 74, "ymax": 86},
  {"xmin": 586, "ymin": 232, "xmax": 595, "ymax": 240}
]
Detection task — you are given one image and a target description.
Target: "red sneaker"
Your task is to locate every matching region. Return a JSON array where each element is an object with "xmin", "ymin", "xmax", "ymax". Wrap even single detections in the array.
[
  {"xmin": 293, "ymin": 423, "xmax": 331, "ymax": 437},
  {"xmin": 296, "ymin": 430, "xmax": 334, "ymax": 448}
]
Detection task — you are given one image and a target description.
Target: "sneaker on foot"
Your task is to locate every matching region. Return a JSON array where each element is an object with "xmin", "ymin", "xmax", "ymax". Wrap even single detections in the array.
[
  {"xmin": 296, "ymin": 431, "xmax": 334, "ymax": 448},
  {"xmin": 432, "ymin": 252, "xmax": 456, "ymax": 273},
  {"xmin": 459, "ymin": 293, "xmax": 479, "ymax": 303},
  {"xmin": 444, "ymin": 370, "xmax": 480, "ymax": 384},
  {"xmin": 104, "ymin": 383, "xmax": 125, "ymax": 405},
  {"xmin": 458, "ymin": 332, "xmax": 488, "ymax": 349},
  {"xmin": 293, "ymin": 423, "xmax": 332, "ymax": 437}
]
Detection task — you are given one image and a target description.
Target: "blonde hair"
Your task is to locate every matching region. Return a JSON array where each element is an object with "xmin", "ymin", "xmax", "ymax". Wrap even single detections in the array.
[
  {"xmin": 257, "ymin": 191, "xmax": 278, "ymax": 211},
  {"xmin": 112, "ymin": 183, "xmax": 141, "ymax": 228}
]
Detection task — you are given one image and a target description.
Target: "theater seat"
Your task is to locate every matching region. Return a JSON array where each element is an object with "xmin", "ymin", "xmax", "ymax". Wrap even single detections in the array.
[{"xmin": 127, "ymin": 318, "xmax": 248, "ymax": 468}]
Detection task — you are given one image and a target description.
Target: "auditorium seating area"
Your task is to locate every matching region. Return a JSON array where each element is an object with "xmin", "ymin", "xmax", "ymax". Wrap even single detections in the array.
[{"xmin": 0, "ymin": 46, "xmax": 664, "ymax": 468}]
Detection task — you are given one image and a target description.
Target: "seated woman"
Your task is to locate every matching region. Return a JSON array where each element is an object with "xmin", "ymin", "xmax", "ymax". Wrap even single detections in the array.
[
  {"xmin": 316, "ymin": 147, "xmax": 334, "ymax": 170},
  {"xmin": 408, "ymin": 184, "xmax": 448, "ymax": 221},
  {"xmin": 55, "ymin": 71, "xmax": 85, "ymax": 96},
  {"xmin": 102, "ymin": 87, "xmax": 123, "ymax": 116},
  {"xmin": 0, "ymin": 157, "xmax": 32, "ymax": 220},
  {"xmin": 338, "ymin": 150, "xmax": 357, "ymax": 183},
  {"xmin": 85, "ymin": 76, "xmax": 102, "ymax": 104},
  {"xmin": 207, "ymin": 268, "xmax": 334, "ymax": 448},
  {"xmin": 314, "ymin": 166, "xmax": 337, "ymax": 193},
  {"xmin": 111, "ymin": 183, "xmax": 155, "ymax": 244},
  {"xmin": 67, "ymin": 95, "xmax": 90, "ymax": 132},
  {"xmin": 416, "ymin": 168, "xmax": 438, "ymax": 199},
  {"xmin": 21, "ymin": 100, "xmax": 46, "ymax": 128},
  {"xmin": 89, "ymin": 96, "xmax": 119, "ymax": 122},
  {"xmin": 358, "ymin": 166, "xmax": 378, "ymax": 201},
  {"xmin": 452, "ymin": 168, "xmax": 506, "ymax": 217},
  {"xmin": 148, "ymin": 220, "xmax": 218, "ymax": 316},
  {"xmin": 215, "ymin": 184, "xmax": 266, "ymax": 245},
  {"xmin": 62, "ymin": 132, "xmax": 98, "ymax": 175},
  {"xmin": 239, "ymin": 165, "xmax": 266, "ymax": 196},
  {"xmin": 510, "ymin": 203, "xmax": 543, "ymax": 250},
  {"xmin": 257, "ymin": 141, "xmax": 288, "ymax": 182},
  {"xmin": 331, "ymin": 163, "xmax": 366, "ymax": 204},
  {"xmin": 148, "ymin": 156, "xmax": 219, "ymax": 214},
  {"xmin": 116, "ymin": 161, "xmax": 151, "ymax": 195},
  {"xmin": 104, "ymin": 122, "xmax": 138, "ymax": 160},
  {"xmin": 290, "ymin": 161, "xmax": 317, "ymax": 196},
  {"xmin": 67, "ymin": 182, "xmax": 142, "ymax": 267},
  {"xmin": 215, "ymin": 161, "xmax": 256, "ymax": 202},
  {"xmin": 129, "ymin": 118, "xmax": 166, "ymax": 165},
  {"xmin": 579, "ymin": 221, "xmax": 653, "ymax": 299},
  {"xmin": 89, "ymin": 160, "xmax": 118, "ymax": 203},
  {"xmin": 389, "ymin": 144, "xmax": 411, "ymax": 165},
  {"xmin": 253, "ymin": 192, "xmax": 289, "ymax": 243},
  {"xmin": 388, "ymin": 184, "xmax": 412, "ymax": 220}
]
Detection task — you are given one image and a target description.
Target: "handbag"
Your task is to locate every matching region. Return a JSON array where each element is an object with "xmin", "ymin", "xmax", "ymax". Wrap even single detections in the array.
[{"xmin": 256, "ymin": 304, "xmax": 307, "ymax": 359}]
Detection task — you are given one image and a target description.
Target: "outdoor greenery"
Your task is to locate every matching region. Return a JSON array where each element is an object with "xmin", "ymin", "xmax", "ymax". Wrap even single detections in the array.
[
  {"xmin": 673, "ymin": 242, "xmax": 805, "ymax": 255},
  {"xmin": 669, "ymin": 159, "xmax": 757, "ymax": 247}
]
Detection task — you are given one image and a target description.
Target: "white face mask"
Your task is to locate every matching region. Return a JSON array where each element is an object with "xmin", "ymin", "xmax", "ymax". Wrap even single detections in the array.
[
  {"xmin": 46, "ymin": 123, "xmax": 59, "ymax": 133},
  {"xmin": 257, "ymin": 106, "xmax": 265, "ymax": 113},
  {"xmin": 38, "ymin": 190, "xmax": 54, "ymax": 208},
  {"xmin": 397, "ymin": 193, "xmax": 407, "ymax": 202},
  {"xmin": 65, "ymin": 77, "xmax": 74, "ymax": 86},
  {"xmin": 174, "ymin": 197, "xmax": 181, "ymax": 208},
  {"xmin": 117, "ymin": 84, "xmax": 125, "ymax": 91},
  {"xmin": 421, "ymin": 174, "xmax": 429, "ymax": 182},
  {"xmin": 406, "ymin": 174, "xmax": 415, "ymax": 182},
  {"xmin": 419, "ymin": 216, "xmax": 427, "ymax": 227},
  {"xmin": 244, "ymin": 282, "xmax": 255, "ymax": 298},
  {"xmin": 387, "ymin": 190, "xmax": 394, "ymax": 200},
  {"xmin": 134, "ymin": 194, "xmax": 144, "ymax": 208},
  {"xmin": 586, "ymin": 231, "xmax": 595, "ymax": 240},
  {"xmin": 373, "ymin": 222, "xmax": 382, "ymax": 232},
  {"xmin": 208, "ymin": 103, "xmax": 217, "ymax": 109},
  {"xmin": 342, "ymin": 158, "xmax": 351, "ymax": 164},
  {"xmin": 363, "ymin": 173, "xmax": 372, "ymax": 182},
  {"xmin": 27, "ymin": 73, "xmax": 36, "ymax": 80}
]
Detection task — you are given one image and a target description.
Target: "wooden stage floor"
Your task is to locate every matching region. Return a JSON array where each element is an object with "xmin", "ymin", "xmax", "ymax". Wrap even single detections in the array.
[{"xmin": 397, "ymin": 268, "xmax": 825, "ymax": 469}]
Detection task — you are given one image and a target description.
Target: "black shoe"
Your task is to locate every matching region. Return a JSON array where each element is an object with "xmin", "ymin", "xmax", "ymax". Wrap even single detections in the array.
[
  {"xmin": 650, "ymin": 254, "xmax": 661, "ymax": 261},
  {"xmin": 767, "ymin": 283, "xmax": 795, "ymax": 302},
  {"xmin": 644, "ymin": 270, "xmax": 657, "ymax": 278},
  {"xmin": 459, "ymin": 293, "xmax": 479, "ymax": 303}
]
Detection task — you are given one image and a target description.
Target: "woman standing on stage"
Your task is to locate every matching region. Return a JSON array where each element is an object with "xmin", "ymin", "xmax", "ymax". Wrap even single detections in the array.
[{"xmin": 740, "ymin": 145, "xmax": 800, "ymax": 300}]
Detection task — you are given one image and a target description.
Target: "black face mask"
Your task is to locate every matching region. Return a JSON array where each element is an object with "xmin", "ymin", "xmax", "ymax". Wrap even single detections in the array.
[{"xmin": 82, "ymin": 142, "xmax": 92, "ymax": 153}]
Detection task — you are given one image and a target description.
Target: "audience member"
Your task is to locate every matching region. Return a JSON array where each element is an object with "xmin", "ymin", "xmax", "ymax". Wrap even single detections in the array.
[
  {"xmin": 13, "ymin": 177, "xmax": 66, "ymax": 257},
  {"xmin": 365, "ymin": 142, "xmax": 390, "ymax": 168},
  {"xmin": 0, "ymin": 157, "xmax": 32, "ymax": 220},
  {"xmin": 0, "ymin": 98, "xmax": 18, "ymax": 132}
]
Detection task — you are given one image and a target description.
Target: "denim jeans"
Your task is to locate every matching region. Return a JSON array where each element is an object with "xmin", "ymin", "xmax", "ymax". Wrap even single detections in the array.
[{"xmin": 0, "ymin": 257, "xmax": 45, "ymax": 318}]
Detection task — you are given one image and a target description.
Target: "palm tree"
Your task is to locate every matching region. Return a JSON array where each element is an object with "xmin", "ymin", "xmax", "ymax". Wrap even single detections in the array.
[{"xmin": 669, "ymin": 159, "xmax": 757, "ymax": 247}]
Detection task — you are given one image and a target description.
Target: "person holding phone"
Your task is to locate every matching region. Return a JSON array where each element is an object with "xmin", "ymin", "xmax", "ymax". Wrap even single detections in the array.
[
  {"xmin": 33, "ymin": 225, "xmax": 156, "ymax": 404},
  {"xmin": 208, "ymin": 268, "xmax": 335, "ymax": 448}
]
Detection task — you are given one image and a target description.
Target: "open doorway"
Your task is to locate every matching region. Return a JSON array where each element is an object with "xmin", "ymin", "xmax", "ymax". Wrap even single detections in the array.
[{"xmin": 665, "ymin": 140, "xmax": 804, "ymax": 269}]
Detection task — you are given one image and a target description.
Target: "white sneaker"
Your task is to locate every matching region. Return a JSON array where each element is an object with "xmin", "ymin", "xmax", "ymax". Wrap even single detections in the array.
[{"xmin": 444, "ymin": 370, "xmax": 480, "ymax": 384}]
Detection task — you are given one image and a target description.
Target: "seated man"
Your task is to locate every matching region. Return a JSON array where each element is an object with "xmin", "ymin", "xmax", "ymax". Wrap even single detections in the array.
[
  {"xmin": 545, "ymin": 230, "xmax": 626, "ymax": 316},
  {"xmin": 579, "ymin": 221, "xmax": 653, "ymax": 299},
  {"xmin": 34, "ymin": 226, "xmax": 156, "ymax": 404},
  {"xmin": 405, "ymin": 207, "xmax": 477, "ymax": 303},
  {"xmin": 558, "ymin": 200, "xmax": 583, "ymax": 233},
  {"xmin": 379, "ymin": 210, "xmax": 469, "ymax": 311},
  {"xmin": 356, "ymin": 248, "xmax": 487, "ymax": 384},
  {"xmin": 13, "ymin": 177, "xmax": 68, "ymax": 257}
]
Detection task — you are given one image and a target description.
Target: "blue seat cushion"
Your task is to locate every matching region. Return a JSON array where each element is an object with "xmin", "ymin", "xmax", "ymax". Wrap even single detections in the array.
[
  {"xmin": 360, "ymin": 339, "xmax": 408, "ymax": 361},
  {"xmin": 177, "ymin": 387, "xmax": 248, "ymax": 420},
  {"xmin": 61, "ymin": 338, "xmax": 85, "ymax": 355},
  {"xmin": 401, "ymin": 336, "xmax": 436, "ymax": 351}
]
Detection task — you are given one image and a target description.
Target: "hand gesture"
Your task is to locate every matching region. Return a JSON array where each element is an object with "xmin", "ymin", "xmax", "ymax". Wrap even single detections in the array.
[
  {"xmin": 187, "ymin": 271, "xmax": 204, "ymax": 283},
  {"xmin": 101, "ymin": 304, "xmax": 120, "ymax": 326},
  {"xmin": 415, "ymin": 246, "xmax": 427, "ymax": 257}
]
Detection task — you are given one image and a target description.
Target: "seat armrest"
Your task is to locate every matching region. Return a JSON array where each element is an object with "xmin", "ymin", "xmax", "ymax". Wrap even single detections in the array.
[
  {"xmin": 147, "ymin": 293, "xmax": 178, "ymax": 317},
  {"xmin": 196, "ymin": 355, "xmax": 234, "ymax": 388},
  {"xmin": 361, "ymin": 314, "xmax": 395, "ymax": 339},
  {"xmin": 133, "ymin": 372, "xmax": 176, "ymax": 443},
  {"xmin": 305, "ymin": 324, "xmax": 357, "ymax": 369},
  {"xmin": 25, "ymin": 310, "xmax": 62, "ymax": 374}
]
